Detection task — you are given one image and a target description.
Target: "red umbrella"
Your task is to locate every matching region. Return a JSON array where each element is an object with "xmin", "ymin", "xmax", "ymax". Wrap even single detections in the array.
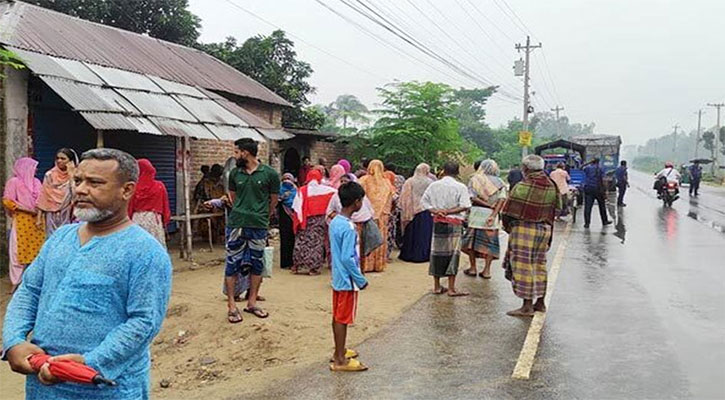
[{"xmin": 28, "ymin": 354, "xmax": 117, "ymax": 386}]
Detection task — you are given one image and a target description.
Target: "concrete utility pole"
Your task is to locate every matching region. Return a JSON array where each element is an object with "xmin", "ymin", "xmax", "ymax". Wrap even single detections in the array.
[
  {"xmin": 695, "ymin": 110, "xmax": 703, "ymax": 158},
  {"xmin": 672, "ymin": 123, "xmax": 679, "ymax": 154},
  {"xmin": 551, "ymin": 105, "xmax": 564, "ymax": 137},
  {"xmin": 516, "ymin": 36, "xmax": 542, "ymax": 158},
  {"xmin": 707, "ymin": 103, "xmax": 723, "ymax": 174}
]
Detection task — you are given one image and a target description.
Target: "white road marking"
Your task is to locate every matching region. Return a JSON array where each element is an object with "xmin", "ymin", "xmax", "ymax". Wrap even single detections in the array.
[{"xmin": 511, "ymin": 222, "xmax": 572, "ymax": 380}]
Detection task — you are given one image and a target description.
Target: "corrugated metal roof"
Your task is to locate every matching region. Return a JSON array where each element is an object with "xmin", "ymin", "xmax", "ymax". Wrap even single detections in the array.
[
  {"xmin": 0, "ymin": 1, "xmax": 291, "ymax": 107},
  {"xmin": 116, "ymin": 89, "xmax": 197, "ymax": 122},
  {"xmin": 257, "ymin": 128, "xmax": 295, "ymax": 141},
  {"xmin": 17, "ymin": 41, "xmax": 274, "ymax": 142},
  {"xmin": 172, "ymin": 95, "xmax": 245, "ymax": 125},
  {"xmin": 10, "ymin": 47, "xmax": 104, "ymax": 85},
  {"xmin": 85, "ymin": 63, "xmax": 163, "ymax": 92},
  {"xmin": 207, "ymin": 125, "xmax": 265, "ymax": 142},
  {"xmin": 40, "ymin": 76, "xmax": 137, "ymax": 113}
]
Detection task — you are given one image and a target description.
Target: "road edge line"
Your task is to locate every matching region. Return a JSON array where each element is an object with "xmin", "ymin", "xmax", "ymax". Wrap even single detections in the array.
[{"xmin": 511, "ymin": 222, "xmax": 572, "ymax": 380}]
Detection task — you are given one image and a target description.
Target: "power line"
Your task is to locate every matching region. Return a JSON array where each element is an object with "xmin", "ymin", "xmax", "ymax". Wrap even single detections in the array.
[
  {"xmin": 334, "ymin": 0, "xmax": 522, "ymax": 102},
  {"xmin": 420, "ymin": 0, "xmax": 519, "ymax": 89},
  {"xmin": 220, "ymin": 0, "xmax": 387, "ymax": 81},
  {"xmin": 369, "ymin": 0, "xmax": 519, "ymax": 93},
  {"xmin": 462, "ymin": 0, "xmax": 516, "ymax": 42},
  {"xmin": 312, "ymin": 0, "xmax": 475, "ymax": 88}
]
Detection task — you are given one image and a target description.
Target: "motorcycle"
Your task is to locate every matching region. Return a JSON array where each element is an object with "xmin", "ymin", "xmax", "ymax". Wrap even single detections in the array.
[{"xmin": 655, "ymin": 177, "xmax": 679, "ymax": 207}]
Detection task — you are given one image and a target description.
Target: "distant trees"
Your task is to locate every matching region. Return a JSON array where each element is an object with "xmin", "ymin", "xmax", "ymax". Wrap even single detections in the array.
[
  {"xmin": 199, "ymin": 31, "xmax": 322, "ymax": 130},
  {"xmin": 326, "ymin": 95, "xmax": 370, "ymax": 131},
  {"xmin": 352, "ymin": 81, "xmax": 483, "ymax": 173},
  {"xmin": 530, "ymin": 112, "xmax": 595, "ymax": 139},
  {"xmin": 29, "ymin": 0, "xmax": 201, "ymax": 46}
]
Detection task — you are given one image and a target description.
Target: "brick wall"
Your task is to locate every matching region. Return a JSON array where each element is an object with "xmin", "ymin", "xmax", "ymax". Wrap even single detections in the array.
[
  {"xmin": 188, "ymin": 138, "xmax": 270, "ymax": 184},
  {"xmin": 309, "ymin": 140, "xmax": 352, "ymax": 167}
]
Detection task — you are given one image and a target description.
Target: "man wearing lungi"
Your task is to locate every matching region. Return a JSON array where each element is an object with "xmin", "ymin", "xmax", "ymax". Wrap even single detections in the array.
[
  {"xmin": 421, "ymin": 162, "xmax": 472, "ymax": 297},
  {"xmin": 501, "ymin": 155, "xmax": 562, "ymax": 317}
]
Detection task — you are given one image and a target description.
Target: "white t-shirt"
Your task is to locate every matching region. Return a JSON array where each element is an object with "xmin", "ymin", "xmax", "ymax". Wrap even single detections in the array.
[{"xmin": 656, "ymin": 167, "xmax": 681, "ymax": 183}]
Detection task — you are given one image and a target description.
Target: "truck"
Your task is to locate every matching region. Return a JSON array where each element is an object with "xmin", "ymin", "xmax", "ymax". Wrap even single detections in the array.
[{"xmin": 534, "ymin": 134, "xmax": 622, "ymax": 219}]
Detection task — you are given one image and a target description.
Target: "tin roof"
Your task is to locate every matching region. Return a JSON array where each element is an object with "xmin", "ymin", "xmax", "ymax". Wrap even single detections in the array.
[
  {"xmin": 0, "ymin": 1, "xmax": 291, "ymax": 107},
  {"xmin": 12, "ymin": 46, "xmax": 267, "ymax": 142}
]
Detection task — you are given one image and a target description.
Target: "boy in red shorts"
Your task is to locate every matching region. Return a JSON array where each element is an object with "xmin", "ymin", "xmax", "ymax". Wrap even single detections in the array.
[{"xmin": 328, "ymin": 182, "xmax": 369, "ymax": 371}]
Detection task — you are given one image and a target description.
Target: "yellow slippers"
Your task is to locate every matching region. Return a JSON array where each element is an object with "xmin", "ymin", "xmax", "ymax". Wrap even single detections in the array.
[{"xmin": 329, "ymin": 358, "xmax": 368, "ymax": 372}]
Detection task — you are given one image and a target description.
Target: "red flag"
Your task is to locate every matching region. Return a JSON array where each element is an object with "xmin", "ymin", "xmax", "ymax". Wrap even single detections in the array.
[{"xmin": 28, "ymin": 354, "xmax": 116, "ymax": 386}]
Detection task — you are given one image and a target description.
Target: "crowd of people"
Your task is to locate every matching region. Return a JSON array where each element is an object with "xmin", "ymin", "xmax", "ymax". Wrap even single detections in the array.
[{"xmin": 2, "ymin": 138, "xmax": 566, "ymax": 394}]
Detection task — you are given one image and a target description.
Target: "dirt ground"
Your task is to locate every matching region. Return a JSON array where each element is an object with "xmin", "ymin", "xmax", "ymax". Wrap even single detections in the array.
[{"xmin": 0, "ymin": 239, "xmax": 431, "ymax": 399}]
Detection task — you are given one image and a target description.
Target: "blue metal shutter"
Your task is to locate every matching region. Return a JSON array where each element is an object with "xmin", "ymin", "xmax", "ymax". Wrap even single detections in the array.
[{"xmin": 104, "ymin": 132, "xmax": 177, "ymax": 224}]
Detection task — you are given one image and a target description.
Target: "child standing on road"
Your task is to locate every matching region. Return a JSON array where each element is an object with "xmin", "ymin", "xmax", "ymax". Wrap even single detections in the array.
[{"xmin": 329, "ymin": 182, "xmax": 369, "ymax": 372}]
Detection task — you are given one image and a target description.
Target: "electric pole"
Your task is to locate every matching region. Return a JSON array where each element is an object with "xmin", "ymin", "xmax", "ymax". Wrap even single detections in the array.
[
  {"xmin": 516, "ymin": 36, "xmax": 542, "ymax": 158},
  {"xmin": 695, "ymin": 110, "xmax": 703, "ymax": 158},
  {"xmin": 707, "ymin": 103, "xmax": 723, "ymax": 173},
  {"xmin": 672, "ymin": 123, "xmax": 679, "ymax": 154},
  {"xmin": 551, "ymin": 106, "xmax": 564, "ymax": 137}
]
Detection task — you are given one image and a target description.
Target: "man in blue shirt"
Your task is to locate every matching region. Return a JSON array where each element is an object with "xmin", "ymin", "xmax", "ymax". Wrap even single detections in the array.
[
  {"xmin": 3, "ymin": 149, "xmax": 172, "ymax": 400},
  {"xmin": 614, "ymin": 160, "xmax": 629, "ymax": 207},
  {"xmin": 582, "ymin": 158, "xmax": 612, "ymax": 228},
  {"xmin": 329, "ymin": 182, "xmax": 369, "ymax": 372},
  {"xmin": 689, "ymin": 161, "xmax": 702, "ymax": 197}
]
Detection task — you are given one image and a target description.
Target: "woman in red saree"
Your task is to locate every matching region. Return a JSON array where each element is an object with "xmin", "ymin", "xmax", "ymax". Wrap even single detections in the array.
[{"xmin": 128, "ymin": 159, "xmax": 171, "ymax": 248}]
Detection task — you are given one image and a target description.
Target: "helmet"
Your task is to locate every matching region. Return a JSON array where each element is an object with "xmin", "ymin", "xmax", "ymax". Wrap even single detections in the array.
[{"xmin": 665, "ymin": 161, "xmax": 674, "ymax": 168}]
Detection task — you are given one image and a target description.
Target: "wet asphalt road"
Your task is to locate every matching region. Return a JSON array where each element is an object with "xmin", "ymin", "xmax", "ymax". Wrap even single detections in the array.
[{"xmin": 243, "ymin": 173, "xmax": 725, "ymax": 400}]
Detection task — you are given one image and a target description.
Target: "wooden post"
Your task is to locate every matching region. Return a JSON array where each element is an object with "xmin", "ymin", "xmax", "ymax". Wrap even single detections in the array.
[
  {"xmin": 96, "ymin": 130, "xmax": 104, "ymax": 148},
  {"xmin": 182, "ymin": 136, "xmax": 193, "ymax": 260}
]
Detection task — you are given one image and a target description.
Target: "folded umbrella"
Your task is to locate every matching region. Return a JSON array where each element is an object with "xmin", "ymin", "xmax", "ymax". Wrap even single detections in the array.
[{"xmin": 28, "ymin": 354, "xmax": 117, "ymax": 386}]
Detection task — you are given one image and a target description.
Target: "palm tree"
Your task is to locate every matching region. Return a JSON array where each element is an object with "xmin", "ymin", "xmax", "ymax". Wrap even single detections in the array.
[{"xmin": 329, "ymin": 94, "xmax": 370, "ymax": 130}]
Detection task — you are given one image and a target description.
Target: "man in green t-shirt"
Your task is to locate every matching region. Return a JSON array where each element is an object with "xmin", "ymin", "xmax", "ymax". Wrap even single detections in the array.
[{"xmin": 222, "ymin": 138, "xmax": 279, "ymax": 323}]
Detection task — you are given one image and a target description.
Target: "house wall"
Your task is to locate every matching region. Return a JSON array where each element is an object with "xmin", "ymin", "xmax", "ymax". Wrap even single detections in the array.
[
  {"xmin": 237, "ymin": 98, "xmax": 283, "ymax": 128},
  {"xmin": 309, "ymin": 140, "xmax": 351, "ymax": 167},
  {"xmin": 188, "ymin": 138, "xmax": 270, "ymax": 185}
]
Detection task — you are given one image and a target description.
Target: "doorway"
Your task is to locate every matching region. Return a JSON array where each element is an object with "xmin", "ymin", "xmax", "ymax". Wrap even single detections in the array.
[{"xmin": 283, "ymin": 148, "xmax": 301, "ymax": 179}]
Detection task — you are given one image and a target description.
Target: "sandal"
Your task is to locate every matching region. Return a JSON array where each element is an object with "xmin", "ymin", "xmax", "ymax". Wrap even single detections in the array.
[
  {"xmin": 447, "ymin": 291, "xmax": 470, "ymax": 297},
  {"xmin": 432, "ymin": 287, "xmax": 448, "ymax": 295},
  {"xmin": 463, "ymin": 269, "xmax": 478, "ymax": 277},
  {"xmin": 227, "ymin": 308, "xmax": 243, "ymax": 324},
  {"xmin": 329, "ymin": 358, "xmax": 368, "ymax": 372},
  {"xmin": 244, "ymin": 306, "xmax": 269, "ymax": 319},
  {"xmin": 478, "ymin": 272, "xmax": 492, "ymax": 279},
  {"xmin": 329, "ymin": 349, "xmax": 359, "ymax": 362}
]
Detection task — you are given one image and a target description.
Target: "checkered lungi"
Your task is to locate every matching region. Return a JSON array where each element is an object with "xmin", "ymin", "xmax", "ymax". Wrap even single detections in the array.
[
  {"xmin": 429, "ymin": 222, "xmax": 462, "ymax": 277},
  {"xmin": 503, "ymin": 221, "xmax": 552, "ymax": 300}
]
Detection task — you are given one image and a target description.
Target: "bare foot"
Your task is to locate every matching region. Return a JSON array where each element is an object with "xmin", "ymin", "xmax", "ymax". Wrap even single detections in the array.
[
  {"xmin": 432, "ymin": 287, "xmax": 448, "ymax": 295},
  {"xmin": 506, "ymin": 307, "xmax": 535, "ymax": 317},
  {"xmin": 447, "ymin": 290, "xmax": 470, "ymax": 297},
  {"xmin": 533, "ymin": 301, "xmax": 546, "ymax": 313}
]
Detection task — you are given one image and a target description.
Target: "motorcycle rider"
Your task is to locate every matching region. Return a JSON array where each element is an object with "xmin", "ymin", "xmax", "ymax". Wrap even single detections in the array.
[{"xmin": 654, "ymin": 162, "xmax": 681, "ymax": 199}]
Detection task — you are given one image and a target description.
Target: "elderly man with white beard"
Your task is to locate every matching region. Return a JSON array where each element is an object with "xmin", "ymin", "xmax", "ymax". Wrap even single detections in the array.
[{"xmin": 2, "ymin": 148, "xmax": 172, "ymax": 400}]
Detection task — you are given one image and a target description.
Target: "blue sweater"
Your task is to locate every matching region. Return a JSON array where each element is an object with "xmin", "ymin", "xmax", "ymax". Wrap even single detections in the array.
[
  {"xmin": 329, "ymin": 215, "xmax": 368, "ymax": 291},
  {"xmin": 2, "ymin": 224, "xmax": 172, "ymax": 399}
]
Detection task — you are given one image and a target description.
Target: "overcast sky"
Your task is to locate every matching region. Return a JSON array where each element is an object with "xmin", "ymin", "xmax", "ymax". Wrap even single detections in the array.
[{"xmin": 189, "ymin": 0, "xmax": 724, "ymax": 145}]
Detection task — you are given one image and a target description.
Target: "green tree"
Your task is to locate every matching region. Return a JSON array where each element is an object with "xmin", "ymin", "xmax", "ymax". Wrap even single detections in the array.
[
  {"xmin": 199, "ymin": 31, "xmax": 319, "ymax": 129},
  {"xmin": 354, "ymin": 81, "xmax": 466, "ymax": 173},
  {"xmin": 29, "ymin": 0, "xmax": 201, "ymax": 45},
  {"xmin": 452, "ymin": 87, "xmax": 497, "ymax": 154},
  {"xmin": 327, "ymin": 94, "xmax": 370, "ymax": 131}
]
